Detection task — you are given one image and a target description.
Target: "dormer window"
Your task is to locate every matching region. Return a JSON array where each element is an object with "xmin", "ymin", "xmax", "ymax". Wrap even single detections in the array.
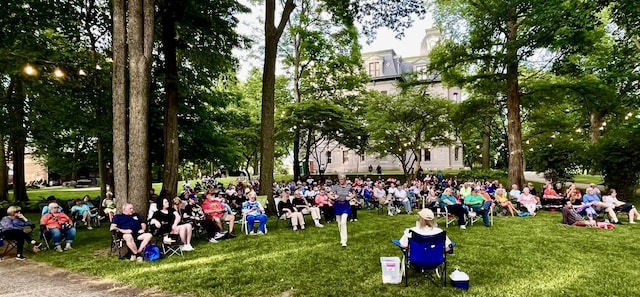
[{"xmin": 368, "ymin": 62, "xmax": 381, "ymax": 77}]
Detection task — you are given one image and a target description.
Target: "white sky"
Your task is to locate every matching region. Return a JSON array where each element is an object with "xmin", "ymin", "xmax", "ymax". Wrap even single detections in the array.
[{"xmin": 235, "ymin": 3, "xmax": 434, "ymax": 81}]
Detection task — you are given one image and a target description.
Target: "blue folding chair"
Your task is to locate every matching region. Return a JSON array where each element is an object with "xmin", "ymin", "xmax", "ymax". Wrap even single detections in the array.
[{"xmin": 394, "ymin": 230, "xmax": 448, "ymax": 287}]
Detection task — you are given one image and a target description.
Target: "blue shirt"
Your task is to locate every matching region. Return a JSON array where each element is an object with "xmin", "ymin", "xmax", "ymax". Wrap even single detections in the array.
[
  {"xmin": 440, "ymin": 194, "xmax": 457, "ymax": 208},
  {"xmin": 242, "ymin": 201, "xmax": 264, "ymax": 216},
  {"xmin": 112, "ymin": 213, "xmax": 145, "ymax": 234},
  {"xmin": 582, "ymin": 194, "xmax": 601, "ymax": 205}
]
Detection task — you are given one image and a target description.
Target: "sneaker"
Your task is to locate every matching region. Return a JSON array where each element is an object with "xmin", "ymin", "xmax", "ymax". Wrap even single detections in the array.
[
  {"xmin": 315, "ymin": 224, "xmax": 324, "ymax": 228},
  {"xmin": 16, "ymin": 254, "xmax": 26, "ymax": 261},
  {"xmin": 228, "ymin": 233, "xmax": 237, "ymax": 238},
  {"xmin": 354, "ymin": 219, "xmax": 358, "ymax": 222},
  {"xmin": 64, "ymin": 245, "xmax": 73, "ymax": 251},
  {"xmin": 137, "ymin": 256, "xmax": 144, "ymax": 262},
  {"xmin": 341, "ymin": 242, "xmax": 347, "ymax": 248},
  {"xmin": 87, "ymin": 226, "xmax": 93, "ymax": 230},
  {"xmin": 249, "ymin": 231, "xmax": 258, "ymax": 236},
  {"xmin": 208, "ymin": 238, "xmax": 219, "ymax": 243},
  {"xmin": 180, "ymin": 245, "xmax": 193, "ymax": 251},
  {"xmin": 163, "ymin": 236, "xmax": 176, "ymax": 244},
  {"xmin": 213, "ymin": 233, "xmax": 226, "ymax": 240},
  {"xmin": 349, "ymin": 219, "xmax": 354, "ymax": 222},
  {"xmin": 257, "ymin": 231, "xmax": 264, "ymax": 235},
  {"xmin": 130, "ymin": 254, "xmax": 137, "ymax": 261},
  {"xmin": 630, "ymin": 221, "xmax": 637, "ymax": 224},
  {"xmin": 55, "ymin": 245, "xmax": 63, "ymax": 252},
  {"xmin": 460, "ymin": 225, "xmax": 466, "ymax": 230}
]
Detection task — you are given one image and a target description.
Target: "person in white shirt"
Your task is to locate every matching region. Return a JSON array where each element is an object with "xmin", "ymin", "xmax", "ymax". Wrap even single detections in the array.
[
  {"xmin": 602, "ymin": 189, "xmax": 639, "ymax": 224},
  {"xmin": 373, "ymin": 182, "xmax": 392, "ymax": 216},
  {"xmin": 394, "ymin": 184, "xmax": 411, "ymax": 214},
  {"xmin": 398, "ymin": 208, "xmax": 453, "ymax": 252}
]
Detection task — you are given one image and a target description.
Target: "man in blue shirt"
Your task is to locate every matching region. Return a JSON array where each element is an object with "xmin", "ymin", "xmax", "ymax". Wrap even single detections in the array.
[
  {"xmin": 111, "ymin": 203, "xmax": 153, "ymax": 261},
  {"xmin": 582, "ymin": 188, "xmax": 620, "ymax": 224}
]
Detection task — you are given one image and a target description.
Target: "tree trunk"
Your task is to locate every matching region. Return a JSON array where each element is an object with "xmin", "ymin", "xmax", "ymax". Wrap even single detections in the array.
[
  {"xmin": 303, "ymin": 129, "xmax": 312, "ymax": 176},
  {"xmin": 161, "ymin": 0, "xmax": 180, "ymax": 201},
  {"xmin": 98, "ymin": 139, "xmax": 107, "ymax": 199},
  {"xmin": 293, "ymin": 130, "xmax": 300, "ymax": 181},
  {"xmin": 482, "ymin": 120, "xmax": 490, "ymax": 170},
  {"xmin": 125, "ymin": 0, "xmax": 154, "ymax": 217},
  {"xmin": 112, "ymin": 0, "xmax": 128, "ymax": 205},
  {"xmin": 8, "ymin": 78, "xmax": 28, "ymax": 202},
  {"xmin": 505, "ymin": 19, "xmax": 525, "ymax": 188},
  {"xmin": 259, "ymin": 0, "xmax": 296, "ymax": 209},
  {"xmin": 589, "ymin": 111, "xmax": 603, "ymax": 143},
  {"xmin": 0, "ymin": 135, "xmax": 8, "ymax": 201}
]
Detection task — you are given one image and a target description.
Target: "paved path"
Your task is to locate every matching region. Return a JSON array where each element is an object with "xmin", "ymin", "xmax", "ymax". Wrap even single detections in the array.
[{"xmin": 0, "ymin": 259, "xmax": 192, "ymax": 297}]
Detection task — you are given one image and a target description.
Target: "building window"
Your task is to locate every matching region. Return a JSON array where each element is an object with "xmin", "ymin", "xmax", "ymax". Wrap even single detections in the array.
[
  {"xmin": 423, "ymin": 149, "xmax": 431, "ymax": 162},
  {"xmin": 368, "ymin": 62, "xmax": 381, "ymax": 77},
  {"xmin": 415, "ymin": 65, "xmax": 427, "ymax": 80},
  {"xmin": 327, "ymin": 151, "xmax": 332, "ymax": 164},
  {"xmin": 454, "ymin": 146, "xmax": 459, "ymax": 161},
  {"xmin": 453, "ymin": 92, "xmax": 459, "ymax": 103},
  {"xmin": 361, "ymin": 154, "xmax": 365, "ymax": 161},
  {"xmin": 343, "ymin": 150, "xmax": 349, "ymax": 163}
]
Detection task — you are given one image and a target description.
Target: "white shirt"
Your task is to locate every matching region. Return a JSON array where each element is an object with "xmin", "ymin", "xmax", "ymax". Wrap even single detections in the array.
[
  {"xmin": 394, "ymin": 189, "xmax": 408, "ymax": 201},
  {"xmin": 399, "ymin": 224, "xmax": 451, "ymax": 248}
]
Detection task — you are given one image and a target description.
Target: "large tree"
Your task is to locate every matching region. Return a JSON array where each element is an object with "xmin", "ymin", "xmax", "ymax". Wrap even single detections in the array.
[
  {"xmin": 112, "ymin": 0, "xmax": 154, "ymax": 215},
  {"xmin": 429, "ymin": 0, "xmax": 602, "ymax": 187}
]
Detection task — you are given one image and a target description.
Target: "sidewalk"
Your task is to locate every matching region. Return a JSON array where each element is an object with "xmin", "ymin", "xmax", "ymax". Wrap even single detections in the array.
[{"xmin": 0, "ymin": 259, "xmax": 192, "ymax": 297}]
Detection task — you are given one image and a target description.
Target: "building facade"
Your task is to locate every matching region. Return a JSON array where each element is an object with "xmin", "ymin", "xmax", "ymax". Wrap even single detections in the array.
[{"xmin": 309, "ymin": 29, "xmax": 465, "ymax": 174}]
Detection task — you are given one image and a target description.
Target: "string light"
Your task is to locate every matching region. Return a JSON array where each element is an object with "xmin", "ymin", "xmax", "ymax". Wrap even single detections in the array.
[
  {"xmin": 53, "ymin": 68, "xmax": 65, "ymax": 78},
  {"xmin": 23, "ymin": 64, "xmax": 38, "ymax": 76},
  {"xmin": 79, "ymin": 69, "xmax": 87, "ymax": 76}
]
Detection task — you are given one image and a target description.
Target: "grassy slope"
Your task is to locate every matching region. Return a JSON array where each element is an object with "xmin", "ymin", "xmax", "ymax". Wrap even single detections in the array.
[{"xmin": 25, "ymin": 209, "xmax": 640, "ymax": 297}]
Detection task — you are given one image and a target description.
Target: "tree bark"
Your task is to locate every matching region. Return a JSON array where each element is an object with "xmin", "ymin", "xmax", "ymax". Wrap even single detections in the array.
[
  {"xmin": 259, "ymin": 0, "xmax": 296, "ymax": 211},
  {"xmin": 126, "ymin": 0, "xmax": 155, "ymax": 217},
  {"xmin": 112, "ymin": 0, "xmax": 128, "ymax": 206},
  {"xmin": 161, "ymin": 0, "xmax": 180, "ymax": 201},
  {"xmin": 293, "ymin": 130, "xmax": 301, "ymax": 181},
  {"xmin": 482, "ymin": 119, "xmax": 490, "ymax": 170},
  {"xmin": 506, "ymin": 18, "xmax": 525, "ymax": 188},
  {"xmin": 8, "ymin": 78, "xmax": 28, "ymax": 202},
  {"xmin": 589, "ymin": 111, "xmax": 603, "ymax": 144},
  {"xmin": 98, "ymin": 139, "xmax": 107, "ymax": 199},
  {"xmin": 0, "ymin": 135, "xmax": 8, "ymax": 201}
]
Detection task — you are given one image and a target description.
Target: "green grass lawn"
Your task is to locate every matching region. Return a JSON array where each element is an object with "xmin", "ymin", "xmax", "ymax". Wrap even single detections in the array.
[
  {"xmin": 22, "ymin": 209, "xmax": 640, "ymax": 297},
  {"xmin": 572, "ymin": 175, "xmax": 604, "ymax": 185}
]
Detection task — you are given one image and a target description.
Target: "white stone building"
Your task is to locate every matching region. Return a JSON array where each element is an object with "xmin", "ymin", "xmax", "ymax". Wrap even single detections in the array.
[{"xmin": 309, "ymin": 29, "xmax": 465, "ymax": 174}]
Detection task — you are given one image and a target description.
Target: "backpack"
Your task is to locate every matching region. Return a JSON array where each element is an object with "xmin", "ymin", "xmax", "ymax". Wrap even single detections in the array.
[{"xmin": 143, "ymin": 243, "xmax": 160, "ymax": 261}]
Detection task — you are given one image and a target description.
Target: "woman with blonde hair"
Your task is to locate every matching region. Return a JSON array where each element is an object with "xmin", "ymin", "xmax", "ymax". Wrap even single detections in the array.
[
  {"xmin": 1, "ymin": 206, "xmax": 41, "ymax": 260},
  {"xmin": 397, "ymin": 209, "xmax": 453, "ymax": 252},
  {"xmin": 495, "ymin": 188, "xmax": 520, "ymax": 216}
]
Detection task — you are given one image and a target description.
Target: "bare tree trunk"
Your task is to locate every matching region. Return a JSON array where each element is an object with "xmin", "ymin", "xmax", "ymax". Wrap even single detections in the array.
[
  {"xmin": 482, "ymin": 120, "xmax": 490, "ymax": 170},
  {"xmin": 161, "ymin": 0, "xmax": 180, "ymax": 201},
  {"xmin": 506, "ymin": 19, "xmax": 525, "ymax": 188},
  {"xmin": 98, "ymin": 139, "xmax": 107, "ymax": 199},
  {"xmin": 8, "ymin": 78, "xmax": 28, "ymax": 202},
  {"xmin": 589, "ymin": 111, "xmax": 603, "ymax": 144},
  {"xmin": 0, "ymin": 135, "xmax": 7, "ymax": 201},
  {"xmin": 293, "ymin": 131, "xmax": 301, "ymax": 181},
  {"xmin": 259, "ymin": 0, "xmax": 296, "ymax": 212},
  {"xmin": 126, "ymin": 0, "xmax": 155, "ymax": 217},
  {"xmin": 112, "ymin": 0, "xmax": 128, "ymax": 206}
]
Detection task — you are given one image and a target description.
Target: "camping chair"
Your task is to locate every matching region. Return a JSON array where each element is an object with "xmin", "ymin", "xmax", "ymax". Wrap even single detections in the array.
[
  {"xmin": 109, "ymin": 230, "xmax": 126, "ymax": 258},
  {"xmin": 437, "ymin": 206, "xmax": 458, "ymax": 228},
  {"xmin": 395, "ymin": 231, "xmax": 448, "ymax": 287},
  {"xmin": 158, "ymin": 234, "xmax": 183, "ymax": 258},
  {"xmin": 0, "ymin": 235, "xmax": 18, "ymax": 260}
]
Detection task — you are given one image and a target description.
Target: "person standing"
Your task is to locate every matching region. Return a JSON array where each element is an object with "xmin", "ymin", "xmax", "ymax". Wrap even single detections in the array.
[{"xmin": 331, "ymin": 173, "xmax": 352, "ymax": 247}]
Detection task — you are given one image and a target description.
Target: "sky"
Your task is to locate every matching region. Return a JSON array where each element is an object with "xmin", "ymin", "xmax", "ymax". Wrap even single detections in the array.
[{"xmin": 234, "ymin": 3, "xmax": 435, "ymax": 81}]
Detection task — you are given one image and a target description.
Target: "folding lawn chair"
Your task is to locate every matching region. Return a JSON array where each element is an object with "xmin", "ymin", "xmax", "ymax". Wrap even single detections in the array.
[
  {"xmin": 0, "ymin": 235, "xmax": 18, "ymax": 260},
  {"xmin": 395, "ymin": 230, "xmax": 449, "ymax": 287}
]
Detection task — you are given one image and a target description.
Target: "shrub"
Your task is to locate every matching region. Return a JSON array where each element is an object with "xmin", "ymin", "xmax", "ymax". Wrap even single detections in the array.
[{"xmin": 456, "ymin": 168, "xmax": 507, "ymax": 181}]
